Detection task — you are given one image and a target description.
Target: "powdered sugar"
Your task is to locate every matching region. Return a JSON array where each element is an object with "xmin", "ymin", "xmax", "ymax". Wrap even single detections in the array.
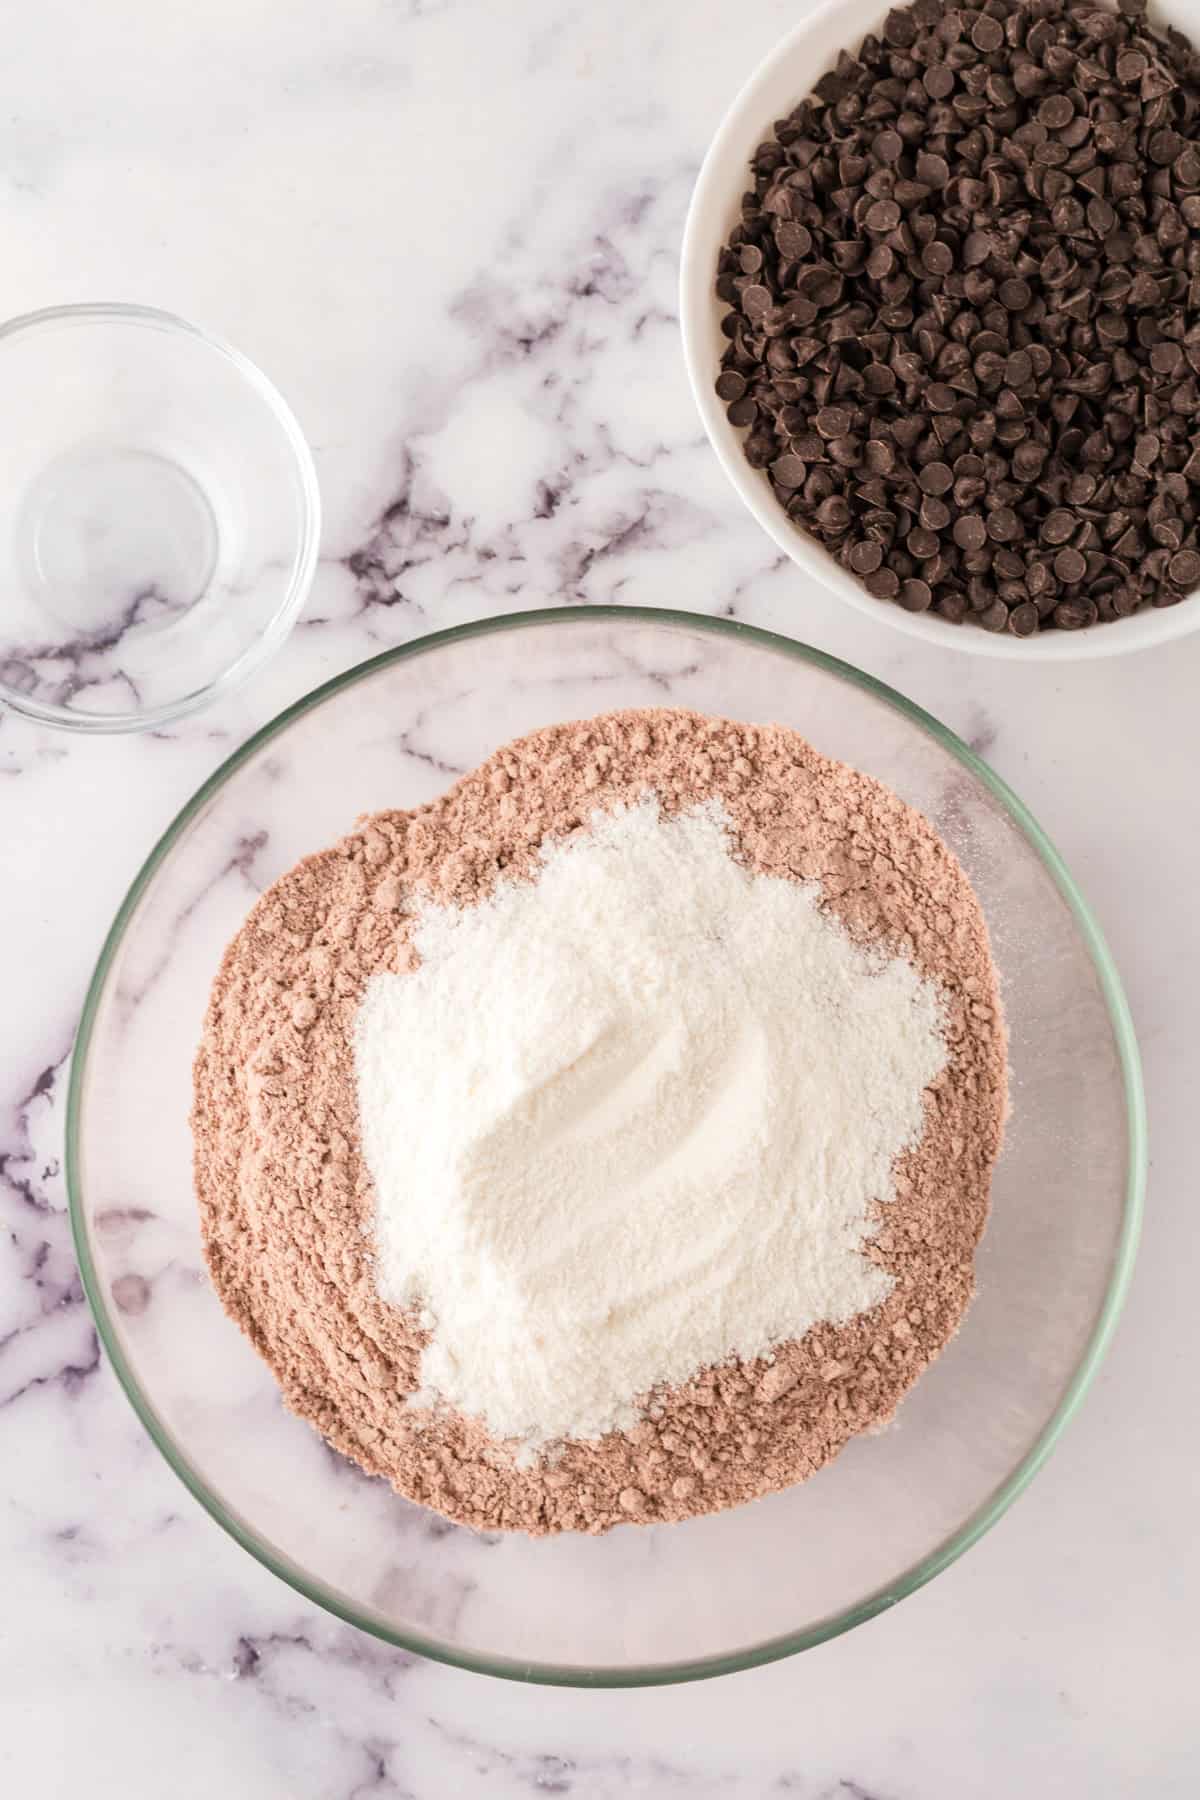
[{"xmin": 355, "ymin": 796, "xmax": 948, "ymax": 1457}]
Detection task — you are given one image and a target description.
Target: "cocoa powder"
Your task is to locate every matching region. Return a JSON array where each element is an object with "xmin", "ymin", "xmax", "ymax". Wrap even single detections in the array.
[{"xmin": 193, "ymin": 708, "xmax": 1007, "ymax": 1535}]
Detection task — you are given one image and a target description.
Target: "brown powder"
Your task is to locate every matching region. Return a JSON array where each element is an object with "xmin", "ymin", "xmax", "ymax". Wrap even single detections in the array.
[{"xmin": 193, "ymin": 707, "xmax": 1007, "ymax": 1535}]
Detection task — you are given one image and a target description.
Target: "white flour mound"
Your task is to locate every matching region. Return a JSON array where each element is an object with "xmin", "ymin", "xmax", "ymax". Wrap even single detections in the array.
[{"xmin": 354, "ymin": 798, "xmax": 948, "ymax": 1456}]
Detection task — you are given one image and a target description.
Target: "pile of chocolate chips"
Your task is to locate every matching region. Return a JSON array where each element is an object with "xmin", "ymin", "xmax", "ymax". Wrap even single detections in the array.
[{"xmin": 714, "ymin": 0, "xmax": 1200, "ymax": 633}]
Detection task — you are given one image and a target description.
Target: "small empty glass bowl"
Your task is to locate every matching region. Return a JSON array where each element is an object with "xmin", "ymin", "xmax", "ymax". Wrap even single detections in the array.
[{"xmin": 0, "ymin": 304, "xmax": 320, "ymax": 731}]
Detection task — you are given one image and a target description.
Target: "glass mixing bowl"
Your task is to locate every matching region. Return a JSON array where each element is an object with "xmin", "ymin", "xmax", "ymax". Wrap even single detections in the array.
[{"xmin": 67, "ymin": 607, "xmax": 1144, "ymax": 1685}]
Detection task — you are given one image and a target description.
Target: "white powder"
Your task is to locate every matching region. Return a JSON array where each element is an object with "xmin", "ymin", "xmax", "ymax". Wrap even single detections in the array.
[{"xmin": 354, "ymin": 798, "xmax": 948, "ymax": 1456}]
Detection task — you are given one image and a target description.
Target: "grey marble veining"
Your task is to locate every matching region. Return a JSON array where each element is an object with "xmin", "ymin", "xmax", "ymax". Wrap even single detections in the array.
[{"xmin": 1, "ymin": 0, "xmax": 1198, "ymax": 1793}]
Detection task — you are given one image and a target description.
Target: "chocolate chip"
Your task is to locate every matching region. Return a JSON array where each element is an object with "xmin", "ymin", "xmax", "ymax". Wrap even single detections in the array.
[
  {"xmin": 1011, "ymin": 442, "xmax": 1046, "ymax": 481},
  {"xmin": 884, "ymin": 7, "xmax": 917, "ymax": 47},
  {"xmin": 987, "ymin": 507, "xmax": 1021, "ymax": 542},
  {"xmin": 920, "ymin": 461, "xmax": 954, "ymax": 495},
  {"xmin": 865, "ymin": 199, "xmax": 901, "ymax": 232},
  {"xmin": 849, "ymin": 540, "xmax": 884, "ymax": 575},
  {"xmin": 971, "ymin": 13, "xmax": 1003, "ymax": 52},
  {"xmin": 744, "ymin": 428, "xmax": 776, "ymax": 469},
  {"xmin": 775, "ymin": 223, "xmax": 813, "ymax": 259},
  {"xmin": 817, "ymin": 494, "xmax": 852, "ymax": 531},
  {"xmin": 922, "ymin": 69, "xmax": 955, "ymax": 102},
  {"xmin": 1054, "ymin": 547, "xmax": 1088, "ymax": 584},
  {"xmin": 865, "ymin": 566, "xmax": 900, "ymax": 598},
  {"xmin": 715, "ymin": 370, "xmax": 747, "ymax": 403},
  {"xmin": 1054, "ymin": 598, "xmax": 1097, "ymax": 629},
  {"xmin": 997, "ymin": 279, "xmax": 1032, "ymax": 312},
  {"xmin": 1149, "ymin": 128, "xmax": 1184, "ymax": 164},
  {"xmin": 1038, "ymin": 94, "xmax": 1075, "ymax": 129},
  {"xmin": 936, "ymin": 590, "xmax": 969, "ymax": 623},
  {"xmin": 907, "ymin": 527, "xmax": 940, "ymax": 560},
  {"xmin": 1087, "ymin": 197, "xmax": 1117, "ymax": 236},
  {"xmin": 1168, "ymin": 549, "xmax": 1200, "ymax": 587},
  {"xmin": 1176, "ymin": 148, "xmax": 1200, "ymax": 188},
  {"xmin": 1151, "ymin": 343, "xmax": 1184, "ymax": 376},
  {"xmin": 798, "ymin": 268, "xmax": 844, "ymax": 308},
  {"xmin": 816, "ymin": 406, "xmax": 853, "ymax": 439},
  {"xmin": 899, "ymin": 577, "xmax": 933, "ymax": 611},
  {"xmin": 1004, "ymin": 350, "xmax": 1033, "ymax": 388},
  {"xmin": 1041, "ymin": 510, "xmax": 1076, "ymax": 545},
  {"xmin": 954, "ymin": 514, "xmax": 988, "ymax": 552},
  {"xmin": 1117, "ymin": 48, "xmax": 1148, "ymax": 80},
  {"xmin": 771, "ymin": 454, "xmax": 808, "ymax": 489}
]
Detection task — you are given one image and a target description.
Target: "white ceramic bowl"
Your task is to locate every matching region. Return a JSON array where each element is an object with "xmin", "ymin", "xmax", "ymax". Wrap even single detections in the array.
[{"xmin": 680, "ymin": 0, "xmax": 1200, "ymax": 660}]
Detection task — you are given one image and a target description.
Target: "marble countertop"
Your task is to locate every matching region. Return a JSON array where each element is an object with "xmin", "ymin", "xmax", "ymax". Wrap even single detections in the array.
[{"xmin": 1, "ymin": 0, "xmax": 1195, "ymax": 1793}]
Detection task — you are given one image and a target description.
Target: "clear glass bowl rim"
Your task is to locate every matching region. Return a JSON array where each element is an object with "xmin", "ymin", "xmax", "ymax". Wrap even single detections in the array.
[
  {"xmin": 66, "ymin": 604, "xmax": 1146, "ymax": 1686},
  {"xmin": 0, "ymin": 300, "xmax": 322, "ymax": 733}
]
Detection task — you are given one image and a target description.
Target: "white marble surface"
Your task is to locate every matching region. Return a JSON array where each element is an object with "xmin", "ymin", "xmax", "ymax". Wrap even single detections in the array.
[{"xmin": 0, "ymin": 0, "xmax": 1195, "ymax": 1792}]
